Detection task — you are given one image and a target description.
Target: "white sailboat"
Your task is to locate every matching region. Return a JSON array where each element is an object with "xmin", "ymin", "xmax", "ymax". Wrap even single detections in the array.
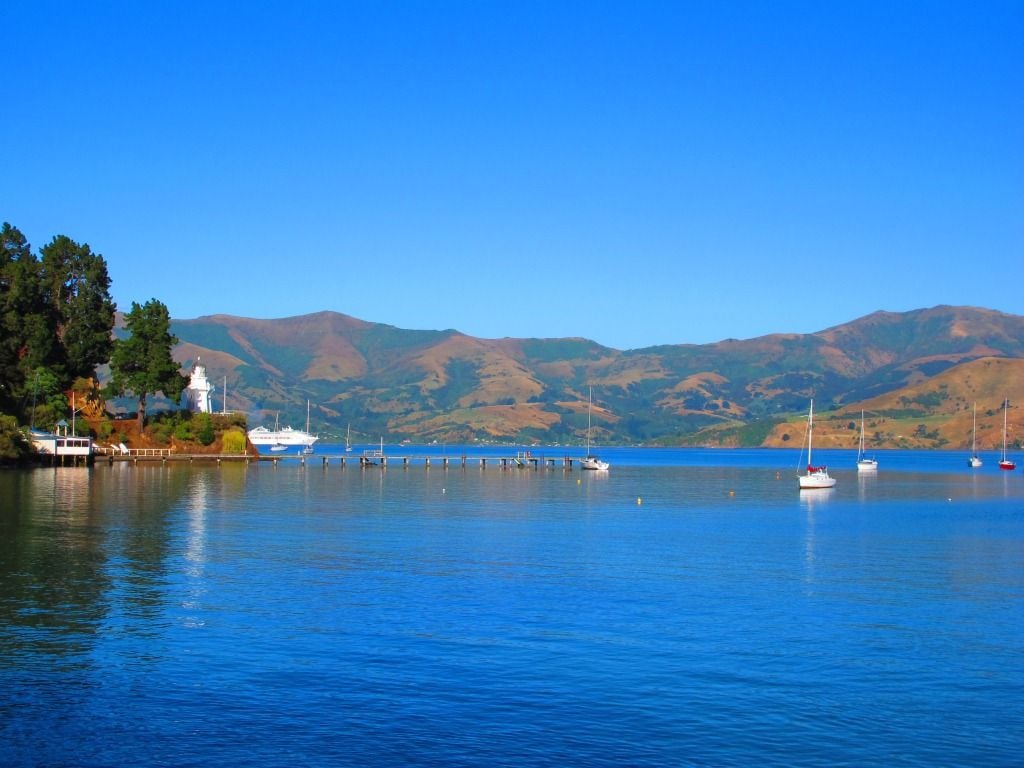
[
  {"xmin": 967, "ymin": 401, "xmax": 982, "ymax": 468},
  {"xmin": 269, "ymin": 413, "xmax": 288, "ymax": 452},
  {"xmin": 345, "ymin": 424, "xmax": 353, "ymax": 452},
  {"xmin": 799, "ymin": 399, "xmax": 835, "ymax": 489},
  {"xmin": 856, "ymin": 410, "xmax": 878, "ymax": 471},
  {"xmin": 580, "ymin": 387, "xmax": 609, "ymax": 471},
  {"xmin": 998, "ymin": 398, "xmax": 1016, "ymax": 471}
]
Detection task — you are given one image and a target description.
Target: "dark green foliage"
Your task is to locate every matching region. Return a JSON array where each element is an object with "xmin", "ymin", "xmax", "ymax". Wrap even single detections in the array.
[
  {"xmin": 25, "ymin": 368, "xmax": 69, "ymax": 432},
  {"xmin": 194, "ymin": 413, "xmax": 215, "ymax": 445},
  {"xmin": 0, "ymin": 224, "xmax": 31, "ymax": 412},
  {"xmin": 0, "ymin": 414, "xmax": 31, "ymax": 463},
  {"xmin": 0, "ymin": 223, "xmax": 115, "ymax": 423},
  {"xmin": 39, "ymin": 235, "xmax": 115, "ymax": 381},
  {"xmin": 109, "ymin": 300, "xmax": 187, "ymax": 431},
  {"xmin": 145, "ymin": 410, "xmax": 232, "ymax": 447}
]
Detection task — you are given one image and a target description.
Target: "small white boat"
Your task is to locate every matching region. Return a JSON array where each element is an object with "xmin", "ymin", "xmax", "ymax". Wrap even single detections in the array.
[
  {"xmin": 345, "ymin": 424, "xmax": 353, "ymax": 452},
  {"xmin": 799, "ymin": 399, "xmax": 835, "ymax": 489},
  {"xmin": 269, "ymin": 444, "xmax": 288, "ymax": 453},
  {"xmin": 856, "ymin": 410, "xmax": 878, "ymax": 472},
  {"xmin": 967, "ymin": 401, "xmax": 982, "ymax": 468},
  {"xmin": 581, "ymin": 387, "xmax": 609, "ymax": 471},
  {"xmin": 998, "ymin": 397, "xmax": 1016, "ymax": 471}
]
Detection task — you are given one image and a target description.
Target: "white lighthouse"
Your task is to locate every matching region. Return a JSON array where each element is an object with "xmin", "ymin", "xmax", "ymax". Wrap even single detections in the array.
[{"xmin": 185, "ymin": 358, "xmax": 214, "ymax": 414}]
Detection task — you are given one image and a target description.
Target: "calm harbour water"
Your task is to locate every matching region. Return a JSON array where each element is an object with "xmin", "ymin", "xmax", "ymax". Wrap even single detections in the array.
[{"xmin": 1, "ymin": 447, "xmax": 1022, "ymax": 767}]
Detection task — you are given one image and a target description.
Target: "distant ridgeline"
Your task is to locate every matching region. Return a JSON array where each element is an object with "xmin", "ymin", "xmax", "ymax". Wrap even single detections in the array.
[{"xmin": 167, "ymin": 306, "xmax": 1024, "ymax": 449}]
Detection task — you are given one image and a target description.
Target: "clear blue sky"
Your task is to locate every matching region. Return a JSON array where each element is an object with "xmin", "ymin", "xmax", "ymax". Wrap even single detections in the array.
[{"xmin": 5, "ymin": 1, "xmax": 1022, "ymax": 349}]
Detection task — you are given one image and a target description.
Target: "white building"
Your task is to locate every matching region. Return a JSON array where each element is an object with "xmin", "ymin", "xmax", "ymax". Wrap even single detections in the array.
[
  {"xmin": 31, "ymin": 420, "xmax": 93, "ymax": 465},
  {"xmin": 185, "ymin": 358, "xmax": 215, "ymax": 414}
]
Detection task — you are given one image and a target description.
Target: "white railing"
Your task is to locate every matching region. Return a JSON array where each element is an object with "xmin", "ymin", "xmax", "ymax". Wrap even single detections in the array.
[{"xmin": 95, "ymin": 445, "xmax": 172, "ymax": 457}]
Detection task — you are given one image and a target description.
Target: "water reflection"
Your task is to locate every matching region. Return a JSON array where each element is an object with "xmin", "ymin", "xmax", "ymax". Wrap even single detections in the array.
[
  {"xmin": 180, "ymin": 472, "xmax": 209, "ymax": 630},
  {"xmin": 803, "ymin": 506, "xmax": 817, "ymax": 587},
  {"xmin": 797, "ymin": 487, "xmax": 833, "ymax": 512},
  {"xmin": 0, "ymin": 470, "xmax": 110, "ymax": 663},
  {"xmin": 185, "ymin": 472, "xmax": 208, "ymax": 576},
  {"xmin": 856, "ymin": 469, "xmax": 878, "ymax": 502}
]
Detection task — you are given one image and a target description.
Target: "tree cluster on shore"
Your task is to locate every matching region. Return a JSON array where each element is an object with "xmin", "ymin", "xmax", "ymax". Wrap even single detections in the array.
[{"xmin": 0, "ymin": 221, "xmax": 187, "ymax": 463}]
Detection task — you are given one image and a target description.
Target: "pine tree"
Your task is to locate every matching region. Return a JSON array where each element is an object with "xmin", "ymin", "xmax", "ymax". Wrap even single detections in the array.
[
  {"xmin": 0, "ymin": 223, "xmax": 30, "ymax": 413},
  {"xmin": 108, "ymin": 299, "xmax": 187, "ymax": 432},
  {"xmin": 39, "ymin": 235, "xmax": 116, "ymax": 383}
]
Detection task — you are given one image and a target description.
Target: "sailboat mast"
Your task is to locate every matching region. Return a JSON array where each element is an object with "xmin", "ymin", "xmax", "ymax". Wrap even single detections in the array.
[
  {"xmin": 586, "ymin": 387, "xmax": 594, "ymax": 455},
  {"xmin": 808, "ymin": 399, "xmax": 814, "ymax": 467},
  {"xmin": 1003, "ymin": 398, "xmax": 1008, "ymax": 460}
]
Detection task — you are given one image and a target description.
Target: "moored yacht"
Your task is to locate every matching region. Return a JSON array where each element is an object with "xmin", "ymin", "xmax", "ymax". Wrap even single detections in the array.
[
  {"xmin": 799, "ymin": 399, "xmax": 835, "ymax": 489},
  {"xmin": 967, "ymin": 401, "xmax": 982, "ymax": 468},
  {"xmin": 856, "ymin": 410, "xmax": 878, "ymax": 472},
  {"xmin": 998, "ymin": 398, "xmax": 1016, "ymax": 471},
  {"xmin": 581, "ymin": 387, "xmax": 609, "ymax": 471}
]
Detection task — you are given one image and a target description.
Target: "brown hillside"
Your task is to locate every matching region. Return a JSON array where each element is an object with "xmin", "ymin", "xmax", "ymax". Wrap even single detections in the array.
[{"xmin": 763, "ymin": 357, "xmax": 1024, "ymax": 450}]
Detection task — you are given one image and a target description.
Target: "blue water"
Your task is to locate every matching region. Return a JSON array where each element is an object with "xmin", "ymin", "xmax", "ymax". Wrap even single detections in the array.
[{"xmin": 2, "ymin": 448, "xmax": 1022, "ymax": 766}]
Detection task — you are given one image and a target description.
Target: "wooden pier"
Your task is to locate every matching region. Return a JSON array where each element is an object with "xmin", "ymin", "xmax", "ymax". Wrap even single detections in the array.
[
  {"xmin": 98, "ymin": 449, "xmax": 579, "ymax": 469},
  {"xmin": 262, "ymin": 450, "xmax": 579, "ymax": 470}
]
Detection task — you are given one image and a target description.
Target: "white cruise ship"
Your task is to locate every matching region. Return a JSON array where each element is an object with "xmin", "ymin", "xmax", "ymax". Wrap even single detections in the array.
[
  {"xmin": 245, "ymin": 423, "xmax": 313, "ymax": 448},
  {"xmin": 247, "ymin": 424, "xmax": 318, "ymax": 450},
  {"xmin": 248, "ymin": 402, "xmax": 319, "ymax": 451}
]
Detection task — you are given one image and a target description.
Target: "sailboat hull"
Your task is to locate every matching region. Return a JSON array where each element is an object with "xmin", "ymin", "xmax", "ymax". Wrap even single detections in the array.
[
  {"xmin": 799, "ymin": 471, "xmax": 836, "ymax": 489},
  {"xmin": 857, "ymin": 459, "xmax": 878, "ymax": 472}
]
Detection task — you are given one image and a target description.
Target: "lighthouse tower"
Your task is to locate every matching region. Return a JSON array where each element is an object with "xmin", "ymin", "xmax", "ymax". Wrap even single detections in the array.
[{"xmin": 185, "ymin": 358, "xmax": 214, "ymax": 414}]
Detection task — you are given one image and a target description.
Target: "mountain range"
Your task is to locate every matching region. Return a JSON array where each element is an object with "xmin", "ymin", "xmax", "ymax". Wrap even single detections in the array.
[{"xmin": 168, "ymin": 305, "xmax": 1024, "ymax": 449}]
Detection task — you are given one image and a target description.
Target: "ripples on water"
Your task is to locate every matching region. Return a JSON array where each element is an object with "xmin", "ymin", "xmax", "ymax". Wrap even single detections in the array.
[{"xmin": 1, "ymin": 450, "xmax": 1022, "ymax": 767}]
